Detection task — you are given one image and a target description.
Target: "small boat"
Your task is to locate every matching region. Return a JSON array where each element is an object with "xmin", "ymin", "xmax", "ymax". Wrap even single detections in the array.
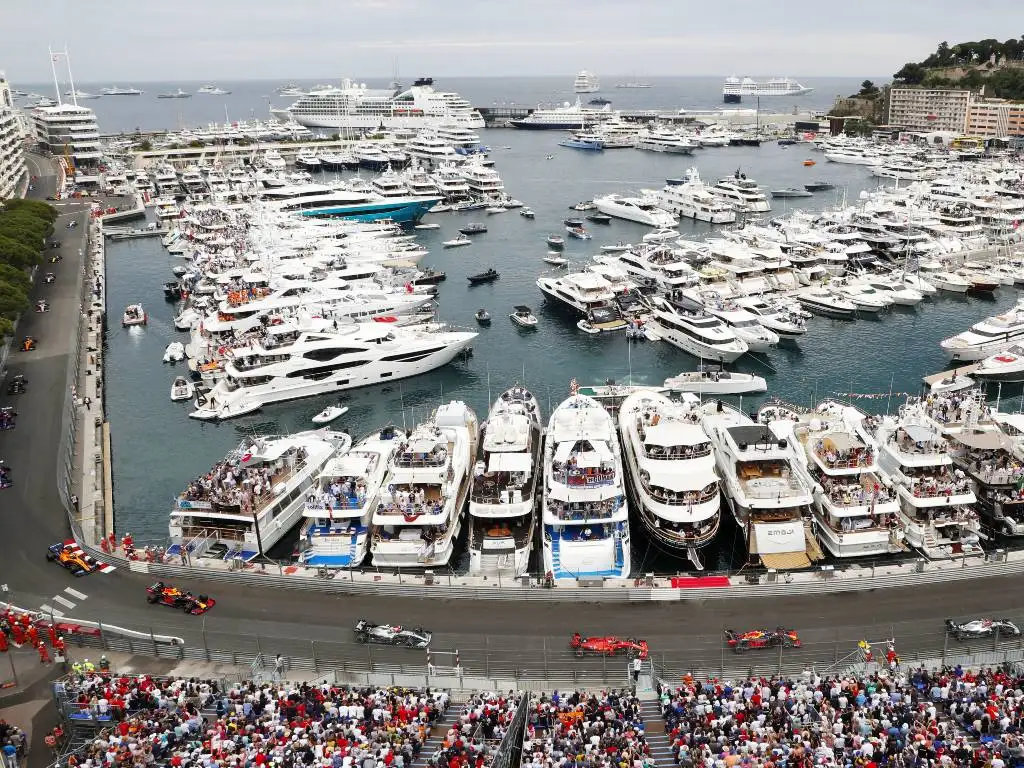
[
  {"xmin": 170, "ymin": 376, "xmax": 195, "ymax": 402},
  {"xmin": 475, "ymin": 308, "xmax": 492, "ymax": 325},
  {"xmin": 928, "ymin": 371, "xmax": 979, "ymax": 392},
  {"xmin": 162, "ymin": 342, "xmax": 185, "ymax": 364},
  {"xmin": 414, "ymin": 222, "xmax": 441, "ymax": 230},
  {"xmin": 520, "ymin": 207, "xmax": 536, "ymax": 219},
  {"xmin": 467, "ymin": 269, "xmax": 500, "ymax": 285},
  {"xmin": 163, "ymin": 281, "xmax": 182, "ymax": 300},
  {"xmin": 443, "ymin": 233, "xmax": 473, "ymax": 248},
  {"xmin": 566, "ymin": 226, "xmax": 592, "ymax": 240},
  {"xmin": 459, "ymin": 222, "xmax": 488, "ymax": 235},
  {"xmin": 642, "ymin": 228, "xmax": 677, "ymax": 244},
  {"xmin": 771, "ymin": 187, "xmax": 814, "ymax": 199},
  {"xmin": 804, "ymin": 181, "xmax": 835, "ymax": 192},
  {"xmin": 504, "ymin": 199, "xmax": 524, "ymax": 208},
  {"xmin": 486, "ymin": 206, "xmax": 508, "ymax": 214},
  {"xmin": 663, "ymin": 367, "xmax": 768, "ymax": 395},
  {"xmin": 558, "ymin": 137, "xmax": 603, "ymax": 151},
  {"xmin": 600, "ymin": 241, "xmax": 629, "ymax": 253},
  {"xmin": 547, "ymin": 235, "xmax": 565, "ymax": 249},
  {"xmin": 312, "ymin": 404, "xmax": 349, "ymax": 424},
  {"xmin": 777, "ymin": 138, "xmax": 798, "ymax": 146},
  {"xmin": 122, "ymin": 303, "xmax": 147, "ymax": 327},
  {"xmin": 171, "ymin": 265, "xmax": 188, "ymax": 278},
  {"xmin": 510, "ymin": 305, "xmax": 538, "ymax": 328},
  {"xmin": 430, "ymin": 203, "xmax": 452, "ymax": 213},
  {"xmin": 570, "ymin": 201, "xmax": 597, "ymax": 211},
  {"xmin": 959, "ymin": 271, "xmax": 998, "ymax": 294},
  {"xmin": 803, "ymin": 159, "xmax": 817, "ymax": 166},
  {"xmin": 589, "ymin": 97, "xmax": 612, "ymax": 106},
  {"xmin": 412, "ymin": 268, "xmax": 446, "ymax": 285},
  {"xmin": 577, "ymin": 319, "xmax": 601, "ymax": 334},
  {"xmin": 586, "ymin": 212, "xmax": 612, "ymax": 224},
  {"xmin": 564, "ymin": 217, "xmax": 585, "ymax": 227},
  {"xmin": 543, "ymin": 253, "xmax": 569, "ymax": 267}
]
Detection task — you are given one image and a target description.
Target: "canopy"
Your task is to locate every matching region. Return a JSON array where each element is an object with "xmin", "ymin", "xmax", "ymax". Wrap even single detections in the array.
[
  {"xmin": 644, "ymin": 422, "xmax": 707, "ymax": 448},
  {"xmin": 954, "ymin": 430, "xmax": 1011, "ymax": 451},
  {"xmin": 903, "ymin": 424, "xmax": 934, "ymax": 443},
  {"xmin": 487, "ymin": 452, "xmax": 533, "ymax": 473},
  {"xmin": 822, "ymin": 432, "xmax": 856, "ymax": 452}
]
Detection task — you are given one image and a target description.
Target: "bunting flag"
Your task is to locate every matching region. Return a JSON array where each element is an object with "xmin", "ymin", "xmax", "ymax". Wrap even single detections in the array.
[{"xmin": 833, "ymin": 391, "xmax": 911, "ymax": 400}]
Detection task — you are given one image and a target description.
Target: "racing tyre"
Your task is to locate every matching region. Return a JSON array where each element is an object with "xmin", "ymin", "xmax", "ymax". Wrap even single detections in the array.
[
  {"xmin": 46, "ymin": 552, "xmax": 56, "ymax": 561},
  {"xmin": 147, "ymin": 595, "xmax": 158, "ymax": 604},
  {"xmin": 355, "ymin": 633, "xmax": 368, "ymax": 644},
  {"xmin": 733, "ymin": 643, "xmax": 748, "ymax": 654}
]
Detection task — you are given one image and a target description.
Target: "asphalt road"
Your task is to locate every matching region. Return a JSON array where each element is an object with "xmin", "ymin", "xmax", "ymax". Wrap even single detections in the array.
[{"xmin": 2, "ymin": 157, "xmax": 1023, "ymax": 678}]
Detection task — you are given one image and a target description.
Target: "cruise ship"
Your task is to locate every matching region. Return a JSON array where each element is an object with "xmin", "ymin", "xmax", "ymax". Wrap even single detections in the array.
[
  {"xmin": 542, "ymin": 391, "xmax": 631, "ymax": 579},
  {"xmin": 468, "ymin": 387, "xmax": 543, "ymax": 576},
  {"xmin": 573, "ymin": 70, "xmax": 600, "ymax": 93},
  {"xmin": 274, "ymin": 77, "xmax": 484, "ymax": 131},
  {"xmin": 370, "ymin": 401, "xmax": 478, "ymax": 568},
  {"xmin": 619, "ymin": 391, "xmax": 720, "ymax": 569},
  {"xmin": 169, "ymin": 429, "xmax": 352, "ymax": 560},
  {"xmin": 298, "ymin": 429, "xmax": 403, "ymax": 567},
  {"xmin": 722, "ymin": 76, "xmax": 813, "ymax": 103}
]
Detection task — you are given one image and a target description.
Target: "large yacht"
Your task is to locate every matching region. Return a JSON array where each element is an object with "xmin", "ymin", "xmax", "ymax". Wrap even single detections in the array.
[
  {"xmin": 536, "ymin": 271, "xmax": 622, "ymax": 318},
  {"xmin": 710, "ymin": 173, "xmax": 771, "ymax": 213},
  {"xmin": 298, "ymin": 428, "xmax": 403, "ymax": 567},
  {"xmin": 950, "ymin": 421, "xmax": 1024, "ymax": 538},
  {"xmin": 510, "ymin": 100, "xmax": 609, "ymax": 130},
  {"xmin": 370, "ymin": 401, "xmax": 478, "ymax": 567},
  {"xmin": 593, "ymin": 194, "xmax": 678, "ymax": 227},
  {"xmin": 649, "ymin": 169, "xmax": 737, "ymax": 224},
  {"xmin": 619, "ymin": 391, "xmax": 720, "ymax": 569},
  {"xmin": 645, "ymin": 296, "xmax": 749, "ymax": 362},
  {"xmin": 635, "ymin": 128, "xmax": 697, "ymax": 154},
  {"xmin": 765, "ymin": 401, "xmax": 905, "ymax": 558},
  {"xmin": 701, "ymin": 400, "xmax": 821, "ymax": 569},
  {"xmin": 940, "ymin": 302, "xmax": 1024, "ymax": 361},
  {"xmin": 169, "ymin": 429, "xmax": 352, "ymax": 560},
  {"xmin": 872, "ymin": 399, "xmax": 982, "ymax": 558},
  {"xmin": 259, "ymin": 183, "xmax": 441, "ymax": 224},
  {"xmin": 542, "ymin": 392, "xmax": 631, "ymax": 579},
  {"xmin": 573, "ymin": 70, "xmax": 601, "ymax": 93},
  {"xmin": 405, "ymin": 135, "xmax": 460, "ymax": 165},
  {"xmin": 595, "ymin": 245, "xmax": 699, "ymax": 293},
  {"xmin": 468, "ymin": 387, "xmax": 544, "ymax": 576},
  {"xmin": 274, "ymin": 77, "xmax": 484, "ymax": 131},
  {"xmin": 190, "ymin": 323, "xmax": 476, "ymax": 420}
]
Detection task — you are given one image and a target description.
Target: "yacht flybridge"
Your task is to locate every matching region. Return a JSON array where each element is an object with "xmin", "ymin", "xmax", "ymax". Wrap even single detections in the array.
[{"xmin": 940, "ymin": 302, "xmax": 1024, "ymax": 361}]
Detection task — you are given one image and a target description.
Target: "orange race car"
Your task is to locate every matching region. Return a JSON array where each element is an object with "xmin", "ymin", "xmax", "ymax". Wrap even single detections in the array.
[
  {"xmin": 146, "ymin": 582, "xmax": 215, "ymax": 615},
  {"xmin": 725, "ymin": 627, "xmax": 802, "ymax": 652},
  {"xmin": 570, "ymin": 633, "xmax": 649, "ymax": 659},
  {"xmin": 46, "ymin": 542, "xmax": 99, "ymax": 576}
]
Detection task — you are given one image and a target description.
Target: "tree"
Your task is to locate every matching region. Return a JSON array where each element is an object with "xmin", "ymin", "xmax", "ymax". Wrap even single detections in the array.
[
  {"xmin": 893, "ymin": 62, "xmax": 926, "ymax": 84},
  {"xmin": 134, "ymin": 139, "xmax": 153, "ymax": 152},
  {"xmin": 0, "ymin": 263, "xmax": 30, "ymax": 294},
  {"xmin": 0, "ymin": 235, "xmax": 40, "ymax": 269},
  {"xmin": 0, "ymin": 282, "xmax": 29, "ymax": 320},
  {"xmin": 859, "ymin": 80, "xmax": 879, "ymax": 96}
]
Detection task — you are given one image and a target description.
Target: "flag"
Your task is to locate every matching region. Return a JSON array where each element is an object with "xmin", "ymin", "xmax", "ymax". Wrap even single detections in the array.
[
  {"xmin": 1013, "ymin": 220, "xmax": 1020, "ymax": 230},
  {"xmin": 569, "ymin": 378, "xmax": 578, "ymax": 395}
]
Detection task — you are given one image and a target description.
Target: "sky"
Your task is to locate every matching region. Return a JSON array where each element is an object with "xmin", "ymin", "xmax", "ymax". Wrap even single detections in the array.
[{"xmin": 2, "ymin": 0, "xmax": 1023, "ymax": 82}]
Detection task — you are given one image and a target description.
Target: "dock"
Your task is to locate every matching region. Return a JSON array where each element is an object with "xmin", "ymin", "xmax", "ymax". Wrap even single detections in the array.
[{"xmin": 104, "ymin": 227, "xmax": 163, "ymax": 241}]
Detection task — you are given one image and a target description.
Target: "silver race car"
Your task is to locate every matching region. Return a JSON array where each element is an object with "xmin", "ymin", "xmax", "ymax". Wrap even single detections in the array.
[
  {"xmin": 945, "ymin": 618, "xmax": 1021, "ymax": 641},
  {"xmin": 354, "ymin": 620, "xmax": 432, "ymax": 648}
]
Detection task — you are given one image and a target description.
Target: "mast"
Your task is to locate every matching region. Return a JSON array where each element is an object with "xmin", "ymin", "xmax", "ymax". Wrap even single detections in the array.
[{"xmin": 48, "ymin": 46, "xmax": 63, "ymax": 106}]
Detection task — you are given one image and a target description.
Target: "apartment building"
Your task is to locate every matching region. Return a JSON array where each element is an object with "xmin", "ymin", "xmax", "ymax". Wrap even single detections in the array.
[
  {"xmin": 966, "ymin": 99, "xmax": 1024, "ymax": 138},
  {"xmin": 887, "ymin": 88, "xmax": 972, "ymax": 132},
  {"xmin": 0, "ymin": 71, "xmax": 27, "ymax": 200}
]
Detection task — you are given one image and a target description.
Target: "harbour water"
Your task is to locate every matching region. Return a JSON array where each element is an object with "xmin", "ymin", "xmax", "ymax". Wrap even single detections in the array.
[{"xmin": 97, "ymin": 79, "xmax": 1019, "ymax": 571}]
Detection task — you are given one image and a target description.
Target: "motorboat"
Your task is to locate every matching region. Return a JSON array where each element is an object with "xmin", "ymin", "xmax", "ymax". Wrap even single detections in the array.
[
  {"xmin": 467, "ymin": 269, "xmax": 500, "ymax": 285},
  {"xmin": 941, "ymin": 304, "xmax": 1024, "ymax": 361},
  {"xmin": 644, "ymin": 296, "xmax": 749, "ymax": 362},
  {"xmin": 370, "ymin": 401, "xmax": 478, "ymax": 568},
  {"xmin": 542, "ymin": 392, "xmax": 631, "ymax": 579},
  {"xmin": 564, "ymin": 217, "xmax": 585, "ymax": 227},
  {"xmin": 927, "ymin": 371, "xmax": 977, "ymax": 394},
  {"xmin": 642, "ymin": 228, "xmax": 679, "ymax": 244},
  {"xmin": 975, "ymin": 345, "xmax": 1024, "ymax": 382},
  {"xmin": 796, "ymin": 288, "xmax": 857, "ymax": 319},
  {"xmin": 122, "ymin": 303, "xmax": 147, "ymax": 327},
  {"xmin": 475, "ymin": 308, "xmax": 492, "ymax": 325},
  {"xmin": 924, "ymin": 270, "xmax": 970, "ymax": 294},
  {"xmin": 566, "ymin": 225, "xmax": 592, "ymax": 240},
  {"xmin": 414, "ymin": 222, "xmax": 441, "ymax": 230},
  {"xmin": 734, "ymin": 296, "xmax": 807, "ymax": 339},
  {"xmin": 163, "ymin": 342, "xmax": 186, "ymax": 364},
  {"xmin": 895, "ymin": 271, "xmax": 938, "ymax": 295},
  {"xmin": 170, "ymin": 376, "xmax": 194, "ymax": 402},
  {"xmin": 577, "ymin": 320, "xmax": 600, "ymax": 334},
  {"xmin": 958, "ymin": 270, "xmax": 999, "ymax": 295},
  {"xmin": 771, "ymin": 188, "xmax": 814, "ymax": 199},
  {"xmin": 593, "ymin": 194, "xmax": 678, "ymax": 227},
  {"xmin": 547, "ymin": 235, "xmax": 565, "ymax": 249},
  {"xmin": 587, "ymin": 212, "xmax": 612, "ymax": 224},
  {"xmin": 459, "ymin": 222, "xmax": 488, "ymax": 235},
  {"xmin": 486, "ymin": 205, "xmax": 509, "ymax": 214},
  {"xmin": 689, "ymin": 291, "xmax": 780, "ymax": 351},
  {"xmin": 163, "ymin": 281, "xmax": 182, "ymax": 300},
  {"xmin": 469, "ymin": 386, "xmax": 543, "ymax": 576},
  {"xmin": 558, "ymin": 136, "xmax": 603, "ymax": 151},
  {"xmin": 443, "ymin": 233, "xmax": 473, "ymax": 248},
  {"xmin": 858, "ymin": 275, "xmax": 924, "ymax": 306},
  {"xmin": 570, "ymin": 201, "xmax": 597, "ymax": 211},
  {"xmin": 804, "ymin": 181, "xmax": 835, "ymax": 192},
  {"xmin": 664, "ymin": 367, "xmax": 767, "ymax": 395},
  {"xmin": 600, "ymin": 241, "xmax": 629, "ymax": 253},
  {"xmin": 312, "ymin": 404, "xmax": 350, "ymax": 424},
  {"xmin": 618, "ymin": 391, "xmax": 720, "ymax": 568},
  {"xmin": 835, "ymin": 284, "xmax": 890, "ymax": 314},
  {"xmin": 543, "ymin": 254, "xmax": 569, "ymax": 267},
  {"xmin": 520, "ymin": 207, "xmax": 536, "ymax": 219},
  {"xmin": 510, "ymin": 305, "xmax": 538, "ymax": 328}
]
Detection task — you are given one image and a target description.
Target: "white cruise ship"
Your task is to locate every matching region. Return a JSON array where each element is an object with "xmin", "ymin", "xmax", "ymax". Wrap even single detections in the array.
[
  {"xmin": 709, "ymin": 173, "xmax": 771, "ymax": 212},
  {"xmin": 700, "ymin": 400, "xmax": 820, "ymax": 569},
  {"xmin": 636, "ymin": 128, "xmax": 697, "ymax": 154},
  {"xmin": 169, "ymin": 429, "xmax": 352, "ymax": 560},
  {"xmin": 468, "ymin": 387, "xmax": 543, "ymax": 576},
  {"xmin": 298, "ymin": 428, "xmax": 403, "ymax": 567},
  {"xmin": 765, "ymin": 401, "xmax": 904, "ymax": 558},
  {"xmin": 190, "ymin": 323, "xmax": 476, "ymax": 420},
  {"xmin": 370, "ymin": 401, "xmax": 478, "ymax": 567},
  {"xmin": 593, "ymin": 194, "xmax": 678, "ymax": 227},
  {"xmin": 650, "ymin": 170, "xmax": 737, "ymax": 224},
  {"xmin": 619, "ymin": 391, "xmax": 720, "ymax": 569},
  {"xmin": 573, "ymin": 70, "xmax": 601, "ymax": 93},
  {"xmin": 940, "ymin": 302, "xmax": 1024, "ymax": 361},
  {"xmin": 274, "ymin": 77, "xmax": 484, "ymax": 131},
  {"xmin": 722, "ymin": 76, "xmax": 812, "ymax": 103},
  {"xmin": 542, "ymin": 392, "xmax": 631, "ymax": 579},
  {"xmin": 509, "ymin": 100, "xmax": 611, "ymax": 130}
]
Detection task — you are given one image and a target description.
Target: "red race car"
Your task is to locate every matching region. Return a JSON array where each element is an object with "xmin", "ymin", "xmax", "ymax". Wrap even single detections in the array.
[
  {"xmin": 570, "ymin": 633, "xmax": 649, "ymax": 659},
  {"xmin": 725, "ymin": 627, "xmax": 801, "ymax": 652},
  {"xmin": 146, "ymin": 582, "xmax": 215, "ymax": 615}
]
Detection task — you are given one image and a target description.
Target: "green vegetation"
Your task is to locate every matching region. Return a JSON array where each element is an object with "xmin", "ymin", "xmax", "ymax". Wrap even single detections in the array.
[
  {"xmin": 0, "ymin": 198, "xmax": 56, "ymax": 337},
  {"xmin": 133, "ymin": 139, "xmax": 153, "ymax": 152},
  {"xmin": 894, "ymin": 37, "xmax": 1024, "ymax": 99}
]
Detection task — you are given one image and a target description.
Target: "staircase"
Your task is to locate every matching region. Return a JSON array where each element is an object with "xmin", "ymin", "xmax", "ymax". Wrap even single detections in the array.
[
  {"xmin": 408, "ymin": 703, "xmax": 464, "ymax": 768},
  {"xmin": 549, "ymin": 534, "xmax": 562, "ymax": 576},
  {"xmin": 638, "ymin": 698, "xmax": 675, "ymax": 768}
]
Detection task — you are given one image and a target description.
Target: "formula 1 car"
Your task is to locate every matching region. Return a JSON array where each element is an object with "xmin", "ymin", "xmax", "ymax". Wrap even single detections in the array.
[
  {"xmin": 46, "ymin": 542, "xmax": 100, "ymax": 576},
  {"xmin": 945, "ymin": 618, "xmax": 1021, "ymax": 641},
  {"xmin": 353, "ymin": 619, "xmax": 431, "ymax": 648},
  {"xmin": 570, "ymin": 633, "xmax": 650, "ymax": 659},
  {"xmin": 146, "ymin": 582, "xmax": 215, "ymax": 614},
  {"xmin": 20, "ymin": 337, "xmax": 36, "ymax": 352},
  {"xmin": 725, "ymin": 627, "xmax": 802, "ymax": 652}
]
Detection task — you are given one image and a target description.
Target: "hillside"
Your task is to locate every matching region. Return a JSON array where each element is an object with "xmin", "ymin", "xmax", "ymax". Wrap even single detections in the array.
[{"xmin": 894, "ymin": 38, "xmax": 1024, "ymax": 99}]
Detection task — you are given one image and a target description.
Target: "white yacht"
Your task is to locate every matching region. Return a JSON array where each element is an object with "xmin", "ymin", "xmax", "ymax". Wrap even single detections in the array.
[
  {"xmin": 197, "ymin": 84, "xmax": 231, "ymax": 95},
  {"xmin": 734, "ymin": 295, "xmax": 807, "ymax": 339},
  {"xmin": 190, "ymin": 323, "xmax": 476, "ymax": 421},
  {"xmin": 542, "ymin": 392, "xmax": 631, "ymax": 579},
  {"xmin": 595, "ymin": 245, "xmax": 699, "ymax": 293},
  {"xmin": 690, "ymin": 290, "xmax": 780, "ymax": 351},
  {"xmin": 940, "ymin": 303, "xmax": 1024, "ymax": 361},
  {"xmin": 509, "ymin": 100, "xmax": 609, "ymax": 130},
  {"xmin": 619, "ymin": 391, "xmax": 720, "ymax": 569},
  {"xmin": 536, "ymin": 271, "xmax": 623, "ymax": 320},
  {"xmin": 468, "ymin": 387, "xmax": 543, "ymax": 576},
  {"xmin": 262, "ymin": 149, "xmax": 287, "ymax": 170},
  {"xmin": 700, "ymin": 400, "xmax": 819, "ymax": 569},
  {"xmin": 645, "ymin": 296, "xmax": 749, "ymax": 362},
  {"xmin": 458, "ymin": 157, "xmax": 505, "ymax": 198},
  {"xmin": 710, "ymin": 173, "xmax": 771, "ymax": 213},
  {"xmin": 650, "ymin": 170, "xmax": 737, "ymax": 224},
  {"xmin": 298, "ymin": 429, "xmax": 402, "ymax": 567},
  {"xmin": 767, "ymin": 401, "xmax": 904, "ymax": 558},
  {"xmin": 975, "ymin": 344, "xmax": 1024, "ymax": 382},
  {"xmin": 370, "ymin": 401, "xmax": 478, "ymax": 567},
  {"xmin": 949, "ymin": 421, "xmax": 1024, "ymax": 537},
  {"xmin": 168, "ymin": 429, "xmax": 352, "ymax": 559},
  {"xmin": 593, "ymin": 194, "xmax": 678, "ymax": 227},
  {"xmin": 573, "ymin": 70, "xmax": 601, "ymax": 93},
  {"xmin": 636, "ymin": 128, "xmax": 697, "ymax": 154},
  {"xmin": 873, "ymin": 399, "xmax": 982, "ymax": 558},
  {"xmin": 405, "ymin": 134, "xmax": 459, "ymax": 164}
]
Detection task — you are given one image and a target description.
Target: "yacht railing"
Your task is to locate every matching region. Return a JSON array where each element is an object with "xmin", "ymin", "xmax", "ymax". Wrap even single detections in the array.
[{"xmin": 552, "ymin": 469, "xmax": 616, "ymax": 487}]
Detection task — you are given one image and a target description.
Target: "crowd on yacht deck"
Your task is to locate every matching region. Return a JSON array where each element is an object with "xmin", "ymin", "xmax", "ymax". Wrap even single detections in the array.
[{"xmin": 179, "ymin": 448, "xmax": 307, "ymax": 511}]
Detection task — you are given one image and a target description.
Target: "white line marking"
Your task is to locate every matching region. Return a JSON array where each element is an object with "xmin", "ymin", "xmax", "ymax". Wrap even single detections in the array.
[
  {"xmin": 64, "ymin": 587, "xmax": 87, "ymax": 600},
  {"xmin": 52, "ymin": 595, "xmax": 76, "ymax": 609},
  {"xmin": 51, "ymin": 608, "xmax": 65, "ymax": 618},
  {"xmin": 39, "ymin": 603, "xmax": 53, "ymax": 613}
]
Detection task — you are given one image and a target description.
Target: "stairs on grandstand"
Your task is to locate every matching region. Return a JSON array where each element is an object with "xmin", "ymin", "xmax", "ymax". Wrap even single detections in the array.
[
  {"xmin": 638, "ymin": 698, "xmax": 674, "ymax": 768},
  {"xmin": 409, "ymin": 702, "xmax": 464, "ymax": 768}
]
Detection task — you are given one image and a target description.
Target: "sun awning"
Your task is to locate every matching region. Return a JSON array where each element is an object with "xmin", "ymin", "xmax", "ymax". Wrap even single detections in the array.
[
  {"xmin": 760, "ymin": 552, "xmax": 812, "ymax": 570},
  {"xmin": 644, "ymin": 422, "xmax": 707, "ymax": 447},
  {"xmin": 646, "ymin": 467, "xmax": 718, "ymax": 493},
  {"xmin": 954, "ymin": 430, "xmax": 1011, "ymax": 450},
  {"xmin": 487, "ymin": 452, "xmax": 533, "ymax": 473},
  {"xmin": 995, "ymin": 412, "xmax": 1024, "ymax": 434},
  {"xmin": 904, "ymin": 424, "xmax": 934, "ymax": 443},
  {"xmin": 823, "ymin": 432, "xmax": 856, "ymax": 452}
]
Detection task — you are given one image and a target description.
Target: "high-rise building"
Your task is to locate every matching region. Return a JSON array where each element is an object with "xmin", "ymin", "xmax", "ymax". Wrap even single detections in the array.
[
  {"xmin": 30, "ymin": 101, "xmax": 101, "ymax": 186},
  {"xmin": 887, "ymin": 88, "xmax": 972, "ymax": 132},
  {"xmin": 0, "ymin": 71, "xmax": 27, "ymax": 200},
  {"xmin": 966, "ymin": 99, "xmax": 1024, "ymax": 138}
]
